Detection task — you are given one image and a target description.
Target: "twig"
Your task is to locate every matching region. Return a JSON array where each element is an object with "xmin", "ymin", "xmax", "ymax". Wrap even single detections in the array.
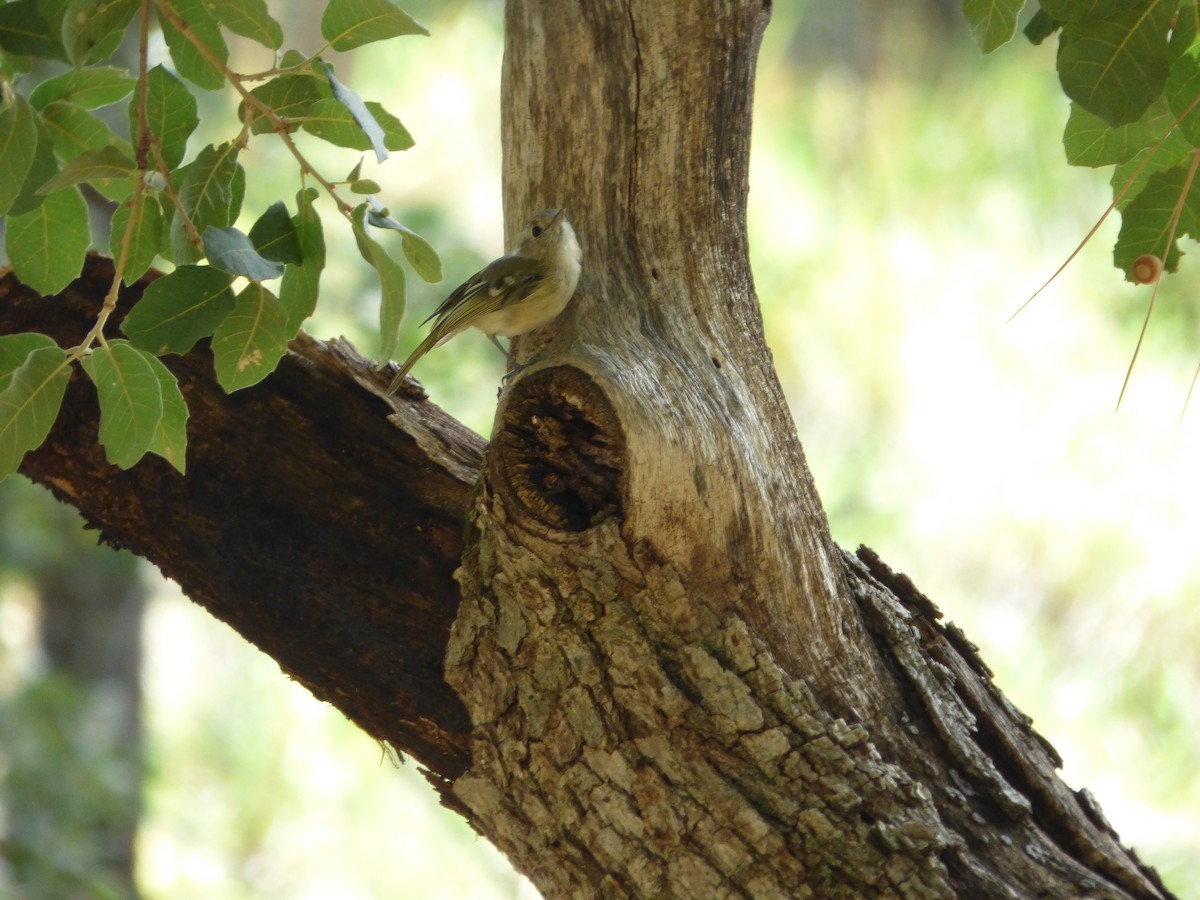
[
  {"xmin": 153, "ymin": 0, "xmax": 353, "ymax": 216},
  {"xmin": 71, "ymin": 0, "xmax": 155, "ymax": 358}
]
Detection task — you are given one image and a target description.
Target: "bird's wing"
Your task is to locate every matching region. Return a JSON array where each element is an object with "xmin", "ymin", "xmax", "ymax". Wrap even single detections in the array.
[
  {"xmin": 422, "ymin": 269, "xmax": 487, "ymax": 325},
  {"xmin": 426, "ymin": 253, "xmax": 546, "ymax": 327}
]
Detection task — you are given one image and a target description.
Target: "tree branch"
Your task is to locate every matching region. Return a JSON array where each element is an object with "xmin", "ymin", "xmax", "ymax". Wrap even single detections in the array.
[{"xmin": 2, "ymin": 253, "xmax": 480, "ymax": 798}]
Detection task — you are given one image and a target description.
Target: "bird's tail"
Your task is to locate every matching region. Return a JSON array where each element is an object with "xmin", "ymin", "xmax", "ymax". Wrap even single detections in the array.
[{"xmin": 386, "ymin": 330, "xmax": 443, "ymax": 394}]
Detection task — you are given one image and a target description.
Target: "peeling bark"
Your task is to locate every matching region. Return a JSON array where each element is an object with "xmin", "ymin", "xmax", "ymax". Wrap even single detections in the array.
[{"xmin": 1, "ymin": 256, "xmax": 480, "ymax": 793}]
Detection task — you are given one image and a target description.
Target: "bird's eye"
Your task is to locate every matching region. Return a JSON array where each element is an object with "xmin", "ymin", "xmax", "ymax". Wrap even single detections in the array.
[{"xmin": 531, "ymin": 225, "xmax": 543, "ymax": 237}]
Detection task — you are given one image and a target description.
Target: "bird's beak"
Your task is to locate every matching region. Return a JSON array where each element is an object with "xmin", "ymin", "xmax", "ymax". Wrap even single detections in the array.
[{"xmin": 548, "ymin": 208, "xmax": 567, "ymax": 229}]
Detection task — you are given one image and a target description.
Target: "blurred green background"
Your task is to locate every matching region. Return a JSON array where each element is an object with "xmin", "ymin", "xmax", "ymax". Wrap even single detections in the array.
[{"xmin": 1, "ymin": 1, "xmax": 1198, "ymax": 896}]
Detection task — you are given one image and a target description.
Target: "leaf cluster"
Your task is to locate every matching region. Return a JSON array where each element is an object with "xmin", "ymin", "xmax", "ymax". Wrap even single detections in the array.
[
  {"xmin": 964, "ymin": 1, "xmax": 1200, "ymax": 282},
  {"xmin": 0, "ymin": 0, "xmax": 439, "ymax": 480}
]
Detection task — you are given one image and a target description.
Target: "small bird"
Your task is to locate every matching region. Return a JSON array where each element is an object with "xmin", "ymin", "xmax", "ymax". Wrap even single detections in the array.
[{"xmin": 386, "ymin": 208, "xmax": 582, "ymax": 393}]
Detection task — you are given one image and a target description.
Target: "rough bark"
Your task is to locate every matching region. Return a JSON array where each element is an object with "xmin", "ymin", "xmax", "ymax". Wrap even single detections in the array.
[
  {"xmin": 0, "ymin": 0, "xmax": 1178, "ymax": 897},
  {"xmin": 443, "ymin": 0, "xmax": 1176, "ymax": 897},
  {"xmin": 1, "ymin": 256, "xmax": 481, "ymax": 794}
]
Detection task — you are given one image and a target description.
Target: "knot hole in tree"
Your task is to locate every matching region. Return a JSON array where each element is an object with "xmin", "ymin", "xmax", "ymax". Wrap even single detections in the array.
[{"xmin": 491, "ymin": 367, "xmax": 625, "ymax": 533}]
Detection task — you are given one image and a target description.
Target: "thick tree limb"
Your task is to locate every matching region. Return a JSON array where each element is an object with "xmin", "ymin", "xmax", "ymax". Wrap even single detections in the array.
[{"xmin": 2, "ymin": 254, "xmax": 480, "ymax": 793}]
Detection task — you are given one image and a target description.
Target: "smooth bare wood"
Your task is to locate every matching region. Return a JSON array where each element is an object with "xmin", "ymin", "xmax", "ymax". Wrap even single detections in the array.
[{"xmin": 499, "ymin": 0, "xmax": 879, "ymax": 715}]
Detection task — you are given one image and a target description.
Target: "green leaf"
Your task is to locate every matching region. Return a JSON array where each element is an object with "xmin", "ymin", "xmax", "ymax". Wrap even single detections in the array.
[
  {"xmin": 279, "ymin": 188, "xmax": 324, "ymax": 334},
  {"xmin": 61, "ymin": 0, "xmax": 138, "ymax": 66},
  {"xmin": 300, "ymin": 97, "xmax": 413, "ymax": 153},
  {"xmin": 320, "ymin": 0, "xmax": 428, "ymax": 51},
  {"xmin": 141, "ymin": 351, "xmax": 188, "ymax": 473},
  {"xmin": 91, "ymin": 169, "xmax": 134, "ymax": 203},
  {"xmin": 7, "ymin": 115, "xmax": 58, "ymax": 216},
  {"xmin": 38, "ymin": 100, "xmax": 111, "ymax": 162},
  {"xmin": 962, "ymin": 0, "xmax": 1024, "ymax": 53},
  {"xmin": 1063, "ymin": 98, "xmax": 1176, "ymax": 167},
  {"xmin": 202, "ymin": 226, "xmax": 286, "ymax": 281},
  {"xmin": 350, "ymin": 178, "xmax": 381, "ymax": 194},
  {"xmin": 1114, "ymin": 163, "xmax": 1200, "ymax": 278},
  {"xmin": 211, "ymin": 283, "xmax": 290, "ymax": 391},
  {"xmin": 1177, "ymin": 0, "xmax": 1200, "ymax": 52},
  {"xmin": 0, "ymin": 0, "xmax": 69, "ymax": 61},
  {"xmin": 29, "ymin": 65, "xmax": 134, "ymax": 109},
  {"xmin": 240, "ymin": 73, "xmax": 327, "ymax": 134},
  {"xmin": 277, "ymin": 48, "xmax": 307, "ymax": 68},
  {"xmin": 5, "ymin": 187, "xmax": 90, "ymax": 295},
  {"xmin": 121, "ymin": 264, "xmax": 236, "ymax": 354},
  {"xmin": 1173, "ymin": 0, "xmax": 1200, "ymax": 65},
  {"xmin": 111, "ymin": 190, "xmax": 165, "ymax": 284},
  {"xmin": 159, "ymin": 0, "xmax": 228, "ymax": 91},
  {"xmin": 37, "ymin": 144, "xmax": 134, "ymax": 193},
  {"xmin": 0, "ymin": 343, "xmax": 71, "ymax": 482},
  {"xmin": 1024, "ymin": 10, "xmax": 1062, "ymax": 45},
  {"xmin": 82, "ymin": 339, "xmax": 163, "ymax": 469},
  {"xmin": 365, "ymin": 205, "xmax": 442, "ymax": 283},
  {"xmin": 140, "ymin": 65, "xmax": 199, "ymax": 169},
  {"xmin": 249, "ymin": 200, "xmax": 302, "ymax": 264},
  {"xmin": 0, "ymin": 333, "xmax": 59, "ymax": 389},
  {"xmin": 1166, "ymin": 63, "xmax": 1200, "ymax": 144},
  {"xmin": 1039, "ymin": 0, "xmax": 1133, "ymax": 21},
  {"xmin": 34, "ymin": 103, "xmax": 132, "ymax": 200},
  {"xmin": 352, "ymin": 204, "xmax": 405, "ymax": 361},
  {"xmin": 399, "ymin": 228, "xmax": 442, "ymax": 284},
  {"xmin": 207, "ymin": 0, "xmax": 282, "ymax": 48},
  {"xmin": 1056, "ymin": 1, "xmax": 1176, "ymax": 126},
  {"xmin": 1166, "ymin": 2, "xmax": 1200, "ymax": 143},
  {"xmin": 322, "ymin": 61, "xmax": 388, "ymax": 161},
  {"xmin": 0, "ymin": 93, "xmax": 38, "ymax": 217},
  {"xmin": 1111, "ymin": 132, "xmax": 1194, "ymax": 209},
  {"xmin": 37, "ymin": 2, "xmax": 72, "ymax": 34},
  {"xmin": 366, "ymin": 102, "xmax": 412, "ymax": 150},
  {"xmin": 229, "ymin": 158, "xmax": 246, "ymax": 222},
  {"xmin": 170, "ymin": 142, "xmax": 241, "ymax": 263}
]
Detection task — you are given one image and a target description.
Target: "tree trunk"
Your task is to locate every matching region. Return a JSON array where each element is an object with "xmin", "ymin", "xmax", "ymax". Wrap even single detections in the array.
[
  {"xmin": 441, "ymin": 1, "xmax": 1174, "ymax": 896},
  {"xmin": 0, "ymin": 0, "xmax": 1176, "ymax": 897}
]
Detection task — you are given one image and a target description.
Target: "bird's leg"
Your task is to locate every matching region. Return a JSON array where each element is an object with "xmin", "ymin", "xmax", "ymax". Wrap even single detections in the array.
[
  {"xmin": 495, "ymin": 335, "xmax": 526, "ymax": 380},
  {"xmin": 496, "ymin": 337, "xmax": 538, "ymax": 395}
]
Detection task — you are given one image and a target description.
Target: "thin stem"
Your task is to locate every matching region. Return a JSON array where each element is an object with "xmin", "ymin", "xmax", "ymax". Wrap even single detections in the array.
[
  {"xmin": 71, "ymin": 0, "xmax": 155, "ymax": 359},
  {"xmin": 239, "ymin": 49, "xmax": 335, "ymax": 83},
  {"xmin": 1180, "ymin": 356, "xmax": 1200, "ymax": 423},
  {"xmin": 132, "ymin": 0, "xmax": 152, "ymax": 172},
  {"xmin": 151, "ymin": 139, "xmax": 203, "ymax": 252}
]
